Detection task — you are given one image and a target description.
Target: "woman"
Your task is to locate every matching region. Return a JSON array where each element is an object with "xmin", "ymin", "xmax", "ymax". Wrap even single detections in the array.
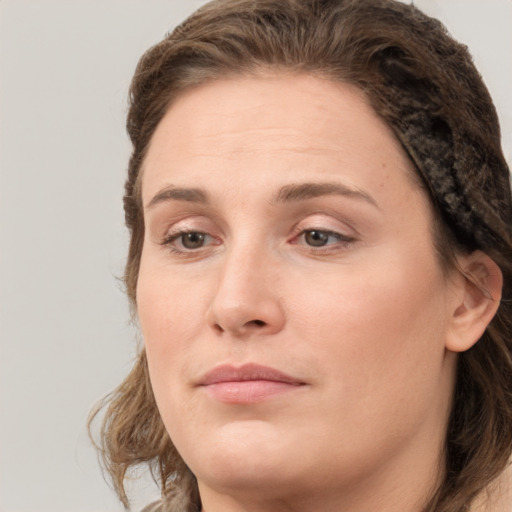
[{"xmin": 90, "ymin": 0, "xmax": 512, "ymax": 511}]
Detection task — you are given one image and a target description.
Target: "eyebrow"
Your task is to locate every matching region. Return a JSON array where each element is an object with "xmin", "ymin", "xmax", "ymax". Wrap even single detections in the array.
[
  {"xmin": 274, "ymin": 182, "xmax": 379, "ymax": 208},
  {"xmin": 146, "ymin": 181, "xmax": 379, "ymax": 210},
  {"xmin": 146, "ymin": 186, "xmax": 210, "ymax": 209}
]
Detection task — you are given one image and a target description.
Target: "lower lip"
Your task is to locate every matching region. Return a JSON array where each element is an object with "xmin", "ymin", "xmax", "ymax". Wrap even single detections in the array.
[{"xmin": 202, "ymin": 380, "xmax": 303, "ymax": 404}]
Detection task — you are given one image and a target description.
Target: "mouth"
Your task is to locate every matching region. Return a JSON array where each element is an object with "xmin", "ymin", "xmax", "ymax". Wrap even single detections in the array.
[{"xmin": 197, "ymin": 363, "xmax": 306, "ymax": 404}]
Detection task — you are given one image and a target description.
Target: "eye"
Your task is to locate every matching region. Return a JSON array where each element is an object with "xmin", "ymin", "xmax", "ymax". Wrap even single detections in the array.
[
  {"xmin": 180, "ymin": 231, "xmax": 207, "ymax": 249},
  {"xmin": 304, "ymin": 230, "xmax": 332, "ymax": 247},
  {"xmin": 162, "ymin": 230, "xmax": 215, "ymax": 252},
  {"xmin": 301, "ymin": 229, "xmax": 352, "ymax": 247}
]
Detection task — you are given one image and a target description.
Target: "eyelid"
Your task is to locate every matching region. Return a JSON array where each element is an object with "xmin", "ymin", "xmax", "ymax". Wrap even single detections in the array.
[
  {"xmin": 158, "ymin": 214, "xmax": 218, "ymax": 239},
  {"xmin": 155, "ymin": 214, "xmax": 223, "ymax": 256},
  {"xmin": 156, "ymin": 212, "xmax": 359, "ymax": 256},
  {"xmin": 286, "ymin": 213, "xmax": 360, "ymax": 253},
  {"xmin": 290, "ymin": 228, "xmax": 355, "ymax": 247},
  {"xmin": 160, "ymin": 230, "xmax": 221, "ymax": 258},
  {"xmin": 290, "ymin": 213, "xmax": 357, "ymax": 238},
  {"xmin": 148, "ymin": 208, "xmax": 225, "ymax": 242}
]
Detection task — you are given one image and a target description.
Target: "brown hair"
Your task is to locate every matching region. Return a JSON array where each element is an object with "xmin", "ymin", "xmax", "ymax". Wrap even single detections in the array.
[{"xmin": 89, "ymin": 1, "xmax": 512, "ymax": 511}]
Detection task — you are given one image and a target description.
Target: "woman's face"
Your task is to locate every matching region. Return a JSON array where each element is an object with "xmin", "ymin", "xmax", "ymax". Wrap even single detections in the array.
[{"xmin": 137, "ymin": 74, "xmax": 461, "ymax": 508}]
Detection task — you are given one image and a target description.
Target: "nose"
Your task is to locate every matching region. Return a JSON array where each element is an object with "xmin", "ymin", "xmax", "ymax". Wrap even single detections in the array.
[{"xmin": 206, "ymin": 245, "xmax": 285, "ymax": 337}]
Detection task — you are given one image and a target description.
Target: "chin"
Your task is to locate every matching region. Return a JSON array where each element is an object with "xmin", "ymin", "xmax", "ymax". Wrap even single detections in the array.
[{"xmin": 184, "ymin": 420, "xmax": 306, "ymax": 491}]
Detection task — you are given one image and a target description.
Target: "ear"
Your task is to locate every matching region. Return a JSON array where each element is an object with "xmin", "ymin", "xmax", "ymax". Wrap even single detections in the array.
[{"xmin": 445, "ymin": 251, "xmax": 503, "ymax": 353}]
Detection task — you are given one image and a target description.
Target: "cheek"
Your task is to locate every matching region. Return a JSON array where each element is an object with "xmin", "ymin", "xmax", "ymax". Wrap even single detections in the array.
[
  {"xmin": 288, "ymin": 246, "xmax": 451, "ymax": 408},
  {"xmin": 136, "ymin": 273, "xmax": 204, "ymax": 449},
  {"xmin": 136, "ymin": 255, "xmax": 208, "ymax": 397},
  {"xmin": 294, "ymin": 252, "xmax": 446, "ymax": 337},
  {"xmin": 137, "ymin": 250, "xmax": 208, "ymax": 342}
]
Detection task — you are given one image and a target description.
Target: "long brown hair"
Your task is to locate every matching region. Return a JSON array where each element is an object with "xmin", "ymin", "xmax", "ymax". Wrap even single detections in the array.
[{"xmin": 89, "ymin": 1, "xmax": 512, "ymax": 511}]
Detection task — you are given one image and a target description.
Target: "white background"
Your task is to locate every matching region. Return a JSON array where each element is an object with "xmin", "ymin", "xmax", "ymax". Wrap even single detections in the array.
[{"xmin": 0, "ymin": 1, "xmax": 511, "ymax": 511}]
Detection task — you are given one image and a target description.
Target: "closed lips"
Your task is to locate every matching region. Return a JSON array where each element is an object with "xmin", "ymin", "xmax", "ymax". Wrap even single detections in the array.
[
  {"xmin": 198, "ymin": 363, "xmax": 305, "ymax": 386},
  {"xmin": 198, "ymin": 363, "xmax": 306, "ymax": 404}
]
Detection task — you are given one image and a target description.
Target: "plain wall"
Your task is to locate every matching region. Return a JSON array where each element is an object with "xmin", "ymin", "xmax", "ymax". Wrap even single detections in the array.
[{"xmin": 0, "ymin": 1, "xmax": 510, "ymax": 511}]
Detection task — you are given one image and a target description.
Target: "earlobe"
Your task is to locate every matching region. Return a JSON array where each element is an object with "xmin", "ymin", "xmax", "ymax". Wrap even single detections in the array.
[{"xmin": 445, "ymin": 251, "xmax": 503, "ymax": 353}]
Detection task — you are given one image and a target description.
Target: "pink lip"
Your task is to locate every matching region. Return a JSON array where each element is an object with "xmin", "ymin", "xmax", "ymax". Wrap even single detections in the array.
[{"xmin": 198, "ymin": 363, "xmax": 306, "ymax": 404}]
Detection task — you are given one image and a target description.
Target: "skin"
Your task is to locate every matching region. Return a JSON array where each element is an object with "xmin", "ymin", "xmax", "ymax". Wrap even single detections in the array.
[{"xmin": 136, "ymin": 74, "xmax": 498, "ymax": 512}]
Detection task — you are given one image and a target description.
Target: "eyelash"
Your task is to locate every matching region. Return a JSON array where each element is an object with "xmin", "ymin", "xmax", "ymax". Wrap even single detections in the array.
[
  {"xmin": 292, "ymin": 228, "xmax": 355, "ymax": 251},
  {"xmin": 160, "ymin": 227, "xmax": 355, "ymax": 256},
  {"xmin": 160, "ymin": 231, "xmax": 217, "ymax": 255}
]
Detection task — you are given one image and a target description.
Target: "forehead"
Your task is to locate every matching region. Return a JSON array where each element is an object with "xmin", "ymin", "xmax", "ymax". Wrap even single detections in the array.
[{"xmin": 141, "ymin": 73, "xmax": 420, "ymax": 206}]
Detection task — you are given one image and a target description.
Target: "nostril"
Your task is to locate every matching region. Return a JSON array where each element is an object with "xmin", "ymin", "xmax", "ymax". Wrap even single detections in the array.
[{"xmin": 248, "ymin": 319, "xmax": 266, "ymax": 327}]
